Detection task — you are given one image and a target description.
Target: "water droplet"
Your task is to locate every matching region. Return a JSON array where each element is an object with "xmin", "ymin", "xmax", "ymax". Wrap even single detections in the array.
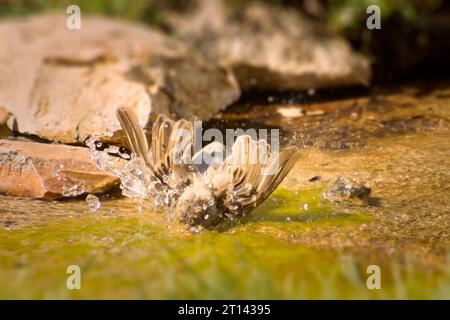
[{"xmin": 86, "ymin": 194, "xmax": 101, "ymax": 212}]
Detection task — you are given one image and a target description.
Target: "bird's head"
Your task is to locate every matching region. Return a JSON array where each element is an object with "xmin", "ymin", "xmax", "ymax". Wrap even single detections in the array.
[{"xmin": 174, "ymin": 183, "xmax": 223, "ymax": 229}]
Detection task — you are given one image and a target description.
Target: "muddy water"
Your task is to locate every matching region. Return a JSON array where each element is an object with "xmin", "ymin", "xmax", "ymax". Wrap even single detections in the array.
[{"xmin": 0, "ymin": 82, "xmax": 449, "ymax": 299}]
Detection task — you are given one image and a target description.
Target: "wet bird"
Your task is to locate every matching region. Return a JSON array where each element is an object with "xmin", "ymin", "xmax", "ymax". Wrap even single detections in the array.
[{"xmin": 117, "ymin": 107, "xmax": 301, "ymax": 230}]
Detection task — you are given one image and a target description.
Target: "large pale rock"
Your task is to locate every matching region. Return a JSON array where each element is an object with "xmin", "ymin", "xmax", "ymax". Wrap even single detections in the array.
[
  {"xmin": 0, "ymin": 140, "xmax": 121, "ymax": 199},
  {"xmin": 166, "ymin": 0, "xmax": 371, "ymax": 90},
  {"xmin": 0, "ymin": 14, "xmax": 239, "ymax": 144}
]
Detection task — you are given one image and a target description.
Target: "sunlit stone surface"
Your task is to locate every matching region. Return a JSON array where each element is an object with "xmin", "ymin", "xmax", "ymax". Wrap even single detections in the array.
[{"xmin": 0, "ymin": 140, "xmax": 123, "ymax": 198}]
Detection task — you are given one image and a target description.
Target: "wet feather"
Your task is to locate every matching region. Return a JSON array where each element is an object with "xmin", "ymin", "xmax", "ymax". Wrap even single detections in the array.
[{"xmin": 116, "ymin": 107, "xmax": 301, "ymax": 230}]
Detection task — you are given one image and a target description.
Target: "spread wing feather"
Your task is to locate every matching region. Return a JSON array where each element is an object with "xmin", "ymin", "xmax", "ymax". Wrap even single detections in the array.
[
  {"xmin": 116, "ymin": 107, "xmax": 152, "ymax": 167},
  {"xmin": 117, "ymin": 109, "xmax": 300, "ymax": 217},
  {"xmin": 116, "ymin": 107, "xmax": 194, "ymax": 186},
  {"xmin": 254, "ymin": 146, "xmax": 301, "ymax": 206},
  {"xmin": 205, "ymin": 135, "xmax": 300, "ymax": 216}
]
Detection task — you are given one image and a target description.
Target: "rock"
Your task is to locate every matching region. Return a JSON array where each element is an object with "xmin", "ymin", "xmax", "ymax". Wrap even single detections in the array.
[
  {"xmin": 322, "ymin": 176, "xmax": 371, "ymax": 206},
  {"xmin": 165, "ymin": 0, "xmax": 370, "ymax": 91},
  {"xmin": 0, "ymin": 14, "xmax": 240, "ymax": 144},
  {"xmin": 0, "ymin": 107, "xmax": 9, "ymax": 124},
  {"xmin": 0, "ymin": 140, "xmax": 122, "ymax": 199},
  {"xmin": 0, "ymin": 107, "xmax": 12, "ymax": 137}
]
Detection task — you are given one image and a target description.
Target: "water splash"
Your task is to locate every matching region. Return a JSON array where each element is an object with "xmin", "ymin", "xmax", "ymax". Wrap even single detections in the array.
[
  {"xmin": 86, "ymin": 194, "xmax": 101, "ymax": 212},
  {"xmin": 85, "ymin": 136, "xmax": 184, "ymax": 210}
]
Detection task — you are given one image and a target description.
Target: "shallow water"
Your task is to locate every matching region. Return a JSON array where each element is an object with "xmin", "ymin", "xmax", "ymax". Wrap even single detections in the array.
[
  {"xmin": 0, "ymin": 185, "xmax": 448, "ymax": 299},
  {"xmin": 1, "ymin": 82, "xmax": 450, "ymax": 299},
  {"xmin": 283, "ymin": 132, "xmax": 450, "ymax": 263}
]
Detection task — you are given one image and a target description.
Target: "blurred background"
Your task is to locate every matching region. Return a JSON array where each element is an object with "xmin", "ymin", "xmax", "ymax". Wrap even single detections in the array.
[{"xmin": 1, "ymin": 0, "xmax": 449, "ymax": 84}]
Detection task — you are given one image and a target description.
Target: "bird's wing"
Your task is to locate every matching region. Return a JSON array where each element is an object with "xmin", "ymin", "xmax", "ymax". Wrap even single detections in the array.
[
  {"xmin": 116, "ymin": 108, "xmax": 194, "ymax": 186},
  {"xmin": 116, "ymin": 107, "xmax": 153, "ymax": 167},
  {"xmin": 164, "ymin": 118, "xmax": 195, "ymax": 184},
  {"xmin": 204, "ymin": 134, "xmax": 300, "ymax": 215},
  {"xmin": 253, "ymin": 146, "xmax": 301, "ymax": 207},
  {"xmin": 150, "ymin": 114, "xmax": 174, "ymax": 177},
  {"xmin": 226, "ymin": 135, "xmax": 271, "ymax": 189},
  {"xmin": 151, "ymin": 115, "xmax": 194, "ymax": 183}
]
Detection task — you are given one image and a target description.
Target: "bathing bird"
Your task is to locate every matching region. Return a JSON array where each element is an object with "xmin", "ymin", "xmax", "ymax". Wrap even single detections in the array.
[{"xmin": 117, "ymin": 107, "xmax": 301, "ymax": 230}]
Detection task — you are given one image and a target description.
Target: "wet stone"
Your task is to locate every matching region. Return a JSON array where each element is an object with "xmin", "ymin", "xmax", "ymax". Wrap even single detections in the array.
[
  {"xmin": 0, "ymin": 140, "xmax": 123, "ymax": 199},
  {"xmin": 322, "ymin": 176, "xmax": 371, "ymax": 206},
  {"xmin": 216, "ymin": 80, "xmax": 450, "ymax": 150}
]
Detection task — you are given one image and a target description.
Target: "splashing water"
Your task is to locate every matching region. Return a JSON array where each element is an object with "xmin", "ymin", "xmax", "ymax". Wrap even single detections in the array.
[
  {"xmin": 86, "ymin": 194, "xmax": 101, "ymax": 212},
  {"xmin": 86, "ymin": 136, "xmax": 184, "ymax": 212}
]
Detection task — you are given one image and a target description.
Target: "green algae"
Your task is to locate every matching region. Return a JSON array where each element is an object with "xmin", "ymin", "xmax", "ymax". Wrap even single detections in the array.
[
  {"xmin": 248, "ymin": 188, "xmax": 370, "ymax": 225},
  {"xmin": 0, "ymin": 189, "xmax": 448, "ymax": 299}
]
